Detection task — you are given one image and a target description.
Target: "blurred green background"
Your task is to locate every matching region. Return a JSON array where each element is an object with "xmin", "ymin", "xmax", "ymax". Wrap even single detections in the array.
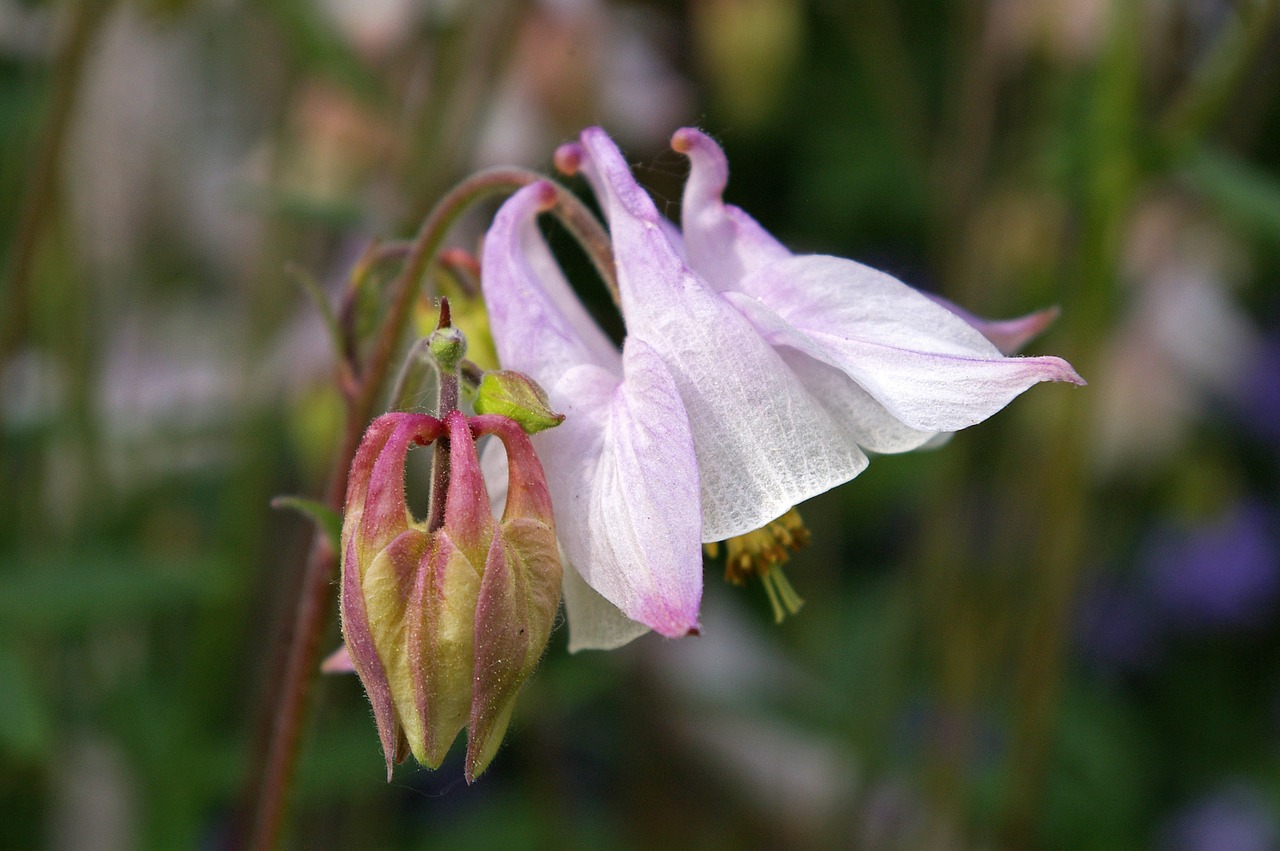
[{"xmin": 4, "ymin": 0, "xmax": 1280, "ymax": 848}]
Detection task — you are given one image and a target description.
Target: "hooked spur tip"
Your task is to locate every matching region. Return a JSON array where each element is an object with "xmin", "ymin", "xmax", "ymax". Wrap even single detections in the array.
[
  {"xmin": 670, "ymin": 127, "xmax": 698, "ymax": 154},
  {"xmin": 554, "ymin": 142, "xmax": 583, "ymax": 176},
  {"xmin": 529, "ymin": 180, "xmax": 558, "ymax": 212}
]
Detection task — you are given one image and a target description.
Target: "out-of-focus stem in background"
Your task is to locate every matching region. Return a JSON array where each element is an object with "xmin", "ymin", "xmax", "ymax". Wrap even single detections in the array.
[
  {"xmin": 1, "ymin": 0, "xmax": 116, "ymax": 363},
  {"xmin": 905, "ymin": 0, "xmax": 1280, "ymax": 845}
]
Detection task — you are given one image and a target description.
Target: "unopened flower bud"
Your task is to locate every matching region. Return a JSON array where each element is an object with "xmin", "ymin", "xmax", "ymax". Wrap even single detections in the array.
[
  {"xmin": 473, "ymin": 370, "xmax": 565, "ymax": 434},
  {"xmin": 428, "ymin": 325, "xmax": 467, "ymax": 373},
  {"xmin": 339, "ymin": 408, "xmax": 561, "ymax": 782}
]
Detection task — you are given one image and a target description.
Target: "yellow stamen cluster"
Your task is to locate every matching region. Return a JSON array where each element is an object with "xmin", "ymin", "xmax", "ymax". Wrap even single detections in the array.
[{"xmin": 704, "ymin": 508, "xmax": 810, "ymax": 623}]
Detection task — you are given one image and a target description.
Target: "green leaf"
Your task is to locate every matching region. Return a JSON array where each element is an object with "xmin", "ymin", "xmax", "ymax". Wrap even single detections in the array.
[{"xmin": 271, "ymin": 496, "xmax": 342, "ymax": 551}]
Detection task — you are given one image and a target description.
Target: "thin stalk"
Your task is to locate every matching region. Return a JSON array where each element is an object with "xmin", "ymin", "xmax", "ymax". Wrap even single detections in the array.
[
  {"xmin": 388, "ymin": 337, "xmax": 440, "ymax": 413},
  {"xmin": 425, "ymin": 299, "xmax": 460, "ymax": 534},
  {"xmin": 1160, "ymin": 0, "xmax": 1280, "ymax": 152},
  {"xmin": 1, "ymin": 0, "xmax": 116, "ymax": 362},
  {"xmin": 425, "ymin": 368, "xmax": 458, "ymax": 534}
]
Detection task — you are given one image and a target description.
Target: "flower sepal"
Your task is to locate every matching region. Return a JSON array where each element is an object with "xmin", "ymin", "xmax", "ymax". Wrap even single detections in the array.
[
  {"xmin": 339, "ymin": 406, "xmax": 561, "ymax": 782},
  {"xmin": 473, "ymin": 369, "xmax": 565, "ymax": 434}
]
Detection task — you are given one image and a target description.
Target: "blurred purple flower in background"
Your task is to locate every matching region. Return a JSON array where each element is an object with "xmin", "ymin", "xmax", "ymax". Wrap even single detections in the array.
[
  {"xmin": 1076, "ymin": 577, "xmax": 1162, "ymax": 674},
  {"xmin": 1158, "ymin": 785, "xmax": 1279, "ymax": 851},
  {"xmin": 1143, "ymin": 503, "xmax": 1279, "ymax": 632}
]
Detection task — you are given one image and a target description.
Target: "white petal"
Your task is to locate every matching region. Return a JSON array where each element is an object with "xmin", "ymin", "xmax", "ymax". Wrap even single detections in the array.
[
  {"xmin": 776, "ymin": 348, "xmax": 937, "ymax": 454},
  {"xmin": 533, "ymin": 338, "xmax": 703, "ymax": 638},
  {"xmin": 578, "ymin": 128, "xmax": 868, "ymax": 541},
  {"xmin": 481, "ymin": 182, "xmax": 620, "ymax": 388},
  {"xmin": 730, "ymin": 255, "xmax": 1085, "ymax": 432},
  {"xmin": 562, "ymin": 561, "xmax": 651, "ymax": 652}
]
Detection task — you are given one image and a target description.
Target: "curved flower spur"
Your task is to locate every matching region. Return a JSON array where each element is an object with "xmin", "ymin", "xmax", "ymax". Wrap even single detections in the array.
[{"xmin": 481, "ymin": 127, "xmax": 1083, "ymax": 649}]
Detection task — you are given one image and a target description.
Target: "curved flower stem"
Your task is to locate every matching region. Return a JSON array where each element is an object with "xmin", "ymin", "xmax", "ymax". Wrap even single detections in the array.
[{"xmin": 356, "ymin": 168, "xmax": 615, "ymax": 423}]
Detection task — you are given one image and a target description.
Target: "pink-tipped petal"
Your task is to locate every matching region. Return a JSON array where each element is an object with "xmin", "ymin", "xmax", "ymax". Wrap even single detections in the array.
[
  {"xmin": 481, "ymin": 182, "xmax": 621, "ymax": 386},
  {"xmin": 773, "ymin": 347, "xmax": 938, "ymax": 454},
  {"xmin": 729, "ymin": 255, "xmax": 1085, "ymax": 433},
  {"xmin": 535, "ymin": 338, "xmax": 704, "ymax": 638},
  {"xmin": 320, "ymin": 645, "xmax": 355, "ymax": 673},
  {"xmin": 482, "ymin": 177, "xmax": 705, "ymax": 637},
  {"xmin": 925, "ymin": 294, "xmax": 1062, "ymax": 355}
]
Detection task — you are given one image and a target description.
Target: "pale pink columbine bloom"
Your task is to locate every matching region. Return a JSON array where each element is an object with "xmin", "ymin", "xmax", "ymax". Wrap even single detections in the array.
[
  {"xmin": 483, "ymin": 128, "xmax": 1084, "ymax": 650},
  {"xmin": 562, "ymin": 126, "xmax": 1083, "ymax": 526}
]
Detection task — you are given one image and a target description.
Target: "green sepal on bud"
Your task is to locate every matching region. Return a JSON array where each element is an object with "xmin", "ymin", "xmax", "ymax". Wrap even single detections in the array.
[
  {"xmin": 427, "ymin": 326, "xmax": 467, "ymax": 373},
  {"xmin": 473, "ymin": 370, "xmax": 565, "ymax": 434}
]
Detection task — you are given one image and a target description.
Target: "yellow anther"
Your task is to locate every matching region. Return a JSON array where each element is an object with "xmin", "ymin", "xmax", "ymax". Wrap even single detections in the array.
[{"xmin": 702, "ymin": 507, "xmax": 810, "ymax": 622}]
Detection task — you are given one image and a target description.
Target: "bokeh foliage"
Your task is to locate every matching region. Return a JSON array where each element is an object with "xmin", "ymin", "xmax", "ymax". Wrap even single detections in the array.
[{"xmin": 3, "ymin": 1, "xmax": 1280, "ymax": 849}]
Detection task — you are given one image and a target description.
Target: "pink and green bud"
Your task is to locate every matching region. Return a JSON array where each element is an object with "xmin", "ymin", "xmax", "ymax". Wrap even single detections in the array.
[
  {"xmin": 428, "ymin": 325, "xmax": 468, "ymax": 373},
  {"xmin": 473, "ymin": 369, "xmax": 565, "ymax": 434},
  {"xmin": 339, "ymin": 408, "xmax": 561, "ymax": 781}
]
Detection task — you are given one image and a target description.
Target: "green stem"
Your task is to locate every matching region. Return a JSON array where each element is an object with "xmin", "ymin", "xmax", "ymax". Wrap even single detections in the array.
[
  {"xmin": 1160, "ymin": 0, "xmax": 1280, "ymax": 151},
  {"xmin": 1, "ymin": 0, "xmax": 116, "ymax": 362}
]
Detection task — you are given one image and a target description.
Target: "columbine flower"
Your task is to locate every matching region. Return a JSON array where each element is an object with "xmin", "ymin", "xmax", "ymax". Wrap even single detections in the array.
[
  {"xmin": 340, "ymin": 407, "xmax": 561, "ymax": 781},
  {"xmin": 557, "ymin": 127, "xmax": 1083, "ymax": 540},
  {"xmin": 483, "ymin": 128, "xmax": 1083, "ymax": 650}
]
